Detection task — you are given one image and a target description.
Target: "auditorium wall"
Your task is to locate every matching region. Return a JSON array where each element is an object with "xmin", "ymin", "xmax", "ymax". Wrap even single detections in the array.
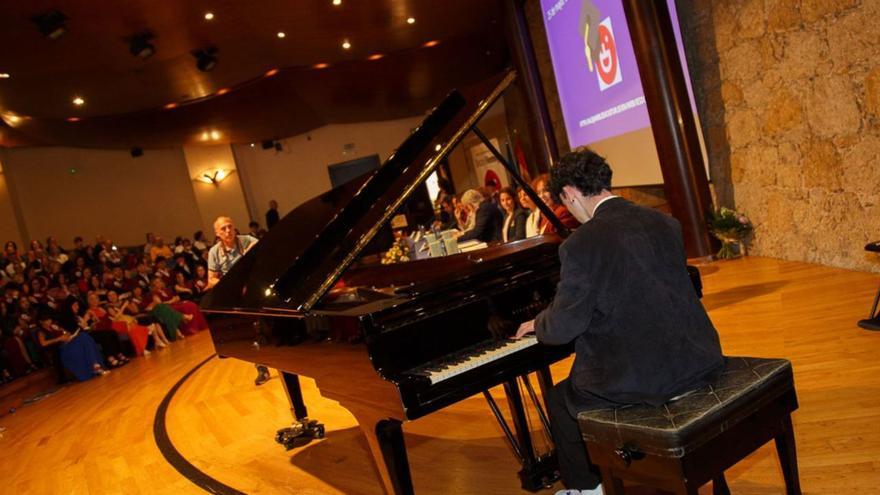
[
  {"xmin": 0, "ymin": 147, "xmax": 203, "ymax": 248},
  {"xmin": 231, "ymin": 117, "xmax": 423, "ymax": 221},
  {"xmin": 678, "ymin": 0, "xmax": 880, "ymax": 271},
  {"xmin": 527, "ymin": 0, "xmax": 880, "ymax": 272}
]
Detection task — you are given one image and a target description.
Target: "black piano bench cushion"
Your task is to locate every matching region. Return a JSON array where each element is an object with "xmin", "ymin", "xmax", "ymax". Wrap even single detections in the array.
[{"xmin": 577, "ymin": 356, "xmax": 795, "ymax": 458}]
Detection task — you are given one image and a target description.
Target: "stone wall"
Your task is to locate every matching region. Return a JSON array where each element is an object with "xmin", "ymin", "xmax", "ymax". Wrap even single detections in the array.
[
  {"xmin": 527, "ymin": 0, "xmax": 880, "ymax": 271},
  {"xmin": 679, "ymin": 0, "xmax": 880, "ymax": 271}
]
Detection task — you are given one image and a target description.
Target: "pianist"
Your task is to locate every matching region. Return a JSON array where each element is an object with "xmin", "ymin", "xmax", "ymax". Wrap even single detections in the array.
[{"xmin": 515, "ymin": 149, "xmax": 724, "ymax": 494}]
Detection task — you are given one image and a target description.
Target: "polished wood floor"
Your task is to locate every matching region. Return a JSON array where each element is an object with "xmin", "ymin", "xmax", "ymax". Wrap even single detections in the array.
[{"xmin": 2, "ymin": 256, "xmax": 879, "ymax": 494}]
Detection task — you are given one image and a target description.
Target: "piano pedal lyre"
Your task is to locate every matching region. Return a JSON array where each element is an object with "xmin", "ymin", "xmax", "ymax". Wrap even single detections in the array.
[
  {"xmin": 483, "ymin": 369, "xmax": 561, "ymax": 492},
  {"xmin": 275, "ymin": 371, "xmax": 326, "ymax": 450},
  {"xmin": 275, "ymin": 418, "xmax": 326, "ymax": 450}
]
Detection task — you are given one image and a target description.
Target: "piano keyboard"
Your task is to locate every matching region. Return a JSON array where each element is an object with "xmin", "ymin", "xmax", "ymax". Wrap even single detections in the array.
[{"xmin": 407, "ymin": 336, "xmax": 539, "ymax": 385}]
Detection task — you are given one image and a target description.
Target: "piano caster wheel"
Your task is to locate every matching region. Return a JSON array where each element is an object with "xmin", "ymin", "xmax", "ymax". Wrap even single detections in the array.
[{"xmin": 275, "ymin": 418, "xmax": 325, "ymax": 450}]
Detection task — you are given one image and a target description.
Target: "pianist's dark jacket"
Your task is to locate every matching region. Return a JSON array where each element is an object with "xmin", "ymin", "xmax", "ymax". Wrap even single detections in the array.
[{"xmin": 536, "ymin": 197, "xmax": 723, "ymax": 407}]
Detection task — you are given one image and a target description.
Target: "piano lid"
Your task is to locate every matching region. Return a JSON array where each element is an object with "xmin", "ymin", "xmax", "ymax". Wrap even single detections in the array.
[{"xmin": 201, "ymin": 71, "xmax": 516, "ymax": 314}]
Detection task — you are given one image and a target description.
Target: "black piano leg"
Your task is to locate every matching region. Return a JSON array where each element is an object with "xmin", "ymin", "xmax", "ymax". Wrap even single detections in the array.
[
  {"xmin": 282, "ymin": 371, "xmax": 309, "ymax": 421},
  {"xmin": 504, "ymin": 379, "xmax": 559, "ymax": 491},
  {"xmin": 274, "ymin": 372, "xmax": 325, "ymax": 450},
  {"xmin": 351, "ymin": 411, "xmax": 415, "ymax": 495}
]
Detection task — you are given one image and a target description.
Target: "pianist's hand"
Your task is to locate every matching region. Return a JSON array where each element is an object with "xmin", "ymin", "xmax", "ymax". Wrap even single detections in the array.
[{"xmin": 515, "ymin": 319, "xmax": 535, "ymax": 339}]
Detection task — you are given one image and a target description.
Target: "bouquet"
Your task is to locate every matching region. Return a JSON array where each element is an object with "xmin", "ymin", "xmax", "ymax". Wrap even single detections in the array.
[
  {"xmin": 708, "ymin": 207, "xmax": 753, "ymax": 259},
  {"xmin": 381, "ymin": 239, "xmax": 411, "ymax": 265}
]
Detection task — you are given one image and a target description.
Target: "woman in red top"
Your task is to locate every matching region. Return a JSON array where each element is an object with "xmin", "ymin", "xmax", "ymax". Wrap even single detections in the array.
[
  {"xmin": 532, "ymin": 174, "xmax": 580, "ymax": 234},
  {"xmin": 150, "ymin": 278, "xmax": 208, "ymax": 335}
]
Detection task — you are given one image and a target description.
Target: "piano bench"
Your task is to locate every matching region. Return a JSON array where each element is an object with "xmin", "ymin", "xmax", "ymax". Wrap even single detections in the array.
[{"xmin": 576, "ymin": 357, "xmax": 801, "ymax": 495}]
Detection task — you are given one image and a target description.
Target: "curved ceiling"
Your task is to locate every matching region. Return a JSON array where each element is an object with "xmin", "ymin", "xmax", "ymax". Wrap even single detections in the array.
[{"xmin": 0, "ymin": 0, "xmax": 509, "ymax": 148}]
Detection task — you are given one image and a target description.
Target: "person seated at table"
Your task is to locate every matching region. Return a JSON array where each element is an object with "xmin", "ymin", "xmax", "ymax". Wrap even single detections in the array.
[
  {"xmin": 499, "ymin": 187, "xmax": 529, "ymax": 242},
  {"xmin": 457, "ymin": 189, "xmax": 503, "ymax": 243}
]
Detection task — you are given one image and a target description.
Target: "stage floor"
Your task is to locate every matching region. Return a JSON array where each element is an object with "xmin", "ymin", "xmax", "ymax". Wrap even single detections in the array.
[{"xmin": 2, "ymin": 256, "xmax": 879, "ymax": 494}]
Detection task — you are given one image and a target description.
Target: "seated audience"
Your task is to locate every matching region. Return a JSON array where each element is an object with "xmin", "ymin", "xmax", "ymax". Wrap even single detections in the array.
[
  {"xmin": 457, "ymin": 189, "xmax": 503, "ymax": 243},
  {"xmin": 499, "ymin": 187, "xmax": 529, "ymax": 242}
]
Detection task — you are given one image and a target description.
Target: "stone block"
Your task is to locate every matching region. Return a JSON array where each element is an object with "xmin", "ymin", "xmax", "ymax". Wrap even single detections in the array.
[
  {"xmin": 865, "ymin": 67, "xmax": 880, "ymax": 118},
  {"xmin": 806, "ymin": 77, "xmax": 861, "ymax": 138},
  {"xmin": 767, "ymin": 0, "xmax": 801, "ymax": 32},
  {"xmin": 801, "ymin": 0, "xmax": 858, "ymax": 24},
  {"xmin": 726, "ymin": 109, "xmax": 761, "ymax": 148},
  {"xmin": 736, "ymin": 0, "xmax": 767, "ymax": 39},
  {"xmin": 801, "ymin": 138, "xmax": 842, "ymax": 190},
  {"xmin": 763, "ymin": 90, "xmax": 804, "ymax": 136}
]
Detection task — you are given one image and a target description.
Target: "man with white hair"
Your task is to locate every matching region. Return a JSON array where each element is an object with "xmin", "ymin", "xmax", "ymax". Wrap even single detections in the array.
[{"xmin": 457, "ymin": 189, "xmax": 503, "ymax": 242}]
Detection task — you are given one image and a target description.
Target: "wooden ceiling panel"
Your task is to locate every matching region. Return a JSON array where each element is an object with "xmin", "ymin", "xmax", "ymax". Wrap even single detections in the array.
[{"xmin": 0, "ymin": 0, "xmax": 508, "ymax": 148}]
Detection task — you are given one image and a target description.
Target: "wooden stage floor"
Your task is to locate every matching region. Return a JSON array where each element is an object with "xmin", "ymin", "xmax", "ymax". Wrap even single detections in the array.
[{"xmin": 1, "ymin": 256, "xmax": 879, "ymax": 494}]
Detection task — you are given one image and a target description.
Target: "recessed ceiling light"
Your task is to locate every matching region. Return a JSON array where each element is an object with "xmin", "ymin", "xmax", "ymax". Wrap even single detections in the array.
[
  {"xmin": 73, "ymin": 96, "xmax": 85, "ymax": 106},
  {"xmin": 264, "ymin": 68, "xmax": 279, "ymax": 77},
  {"xmin": 216, "ymin": 88, "xmax": 229, "ymax": 96},
  {"xmin": 164, "ymin": 102, "xmax": 178, "ymax": 109},
  {"xmin": 210, "ymin": 130, "xmax": 221, "ymax": 140},
  {"xmin": 407, "ymin": 17, "xmax": 415, "ymax": 24},
  {"xmin": 249, "ymin": 143, "xmax": 255, "ymax": 148},
  {"xmin": 367, "ymin": 53, "xmax": 384, "ymax": 61},
  {"xmin": 422, "ymin": 40, "xmax": 440, "ymax": 48},
  {"xmin": 312, "ymin": 62, "xmax": 329, "ymax": 69},
  {"xmin": 277, "ymin": 31, "xmax": 286, "ymax": 39},
  {"xmin": 66, "ymin": 117, "xmax": 80, "ymax": 122},
  {"xmin": 4, "ymin": 114, "xmax": 21, "ymax": 124},
  {"xmin": 342, "ymin": 39, "xmax": 351, "ymax": 50},
  {"xmin": 0, "ymin": 73, "xmax": 10, "ymax": 79},
  {"xmin": 204, "ymin": 12, "xmax": 214, "ymax": 21},
  {"xmin": 332, "ymin": 0, "xmax": 342, "ymax": 5}
]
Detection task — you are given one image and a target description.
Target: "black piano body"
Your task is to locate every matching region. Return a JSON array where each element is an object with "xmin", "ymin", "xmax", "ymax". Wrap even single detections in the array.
[{"xmin": 201, "ymin": 72, "xmax": 573, "ymax": 494}]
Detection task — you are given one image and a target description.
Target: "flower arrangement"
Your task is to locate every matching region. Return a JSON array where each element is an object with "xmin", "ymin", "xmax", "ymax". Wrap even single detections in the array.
[
  {"xmin": 381, "ymin": 239, "xmax": 411, "ymax": 265},
  {"xmin": 708, "ymin": 207, "xmax": 753, "ymax": 259}
]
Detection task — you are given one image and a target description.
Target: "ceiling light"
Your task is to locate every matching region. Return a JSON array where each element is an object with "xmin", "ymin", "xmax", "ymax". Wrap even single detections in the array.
[
  {"xmin": 192, "ymin": 47, "xmax": 219, "ymax": 72},
  {"xmin": 0, "ymin": 73, "xmax": 9, "ymax": 79},
  {"xmin": 210, "ymin": 130, "xmax": 221, "ymax": 140},
  {"xmin": 342, "ymin": 39, "xmax": 351, "ymax": 50},
  {"xmin": 128, "ymin": 32, "xmax": 156, "ymax": 60},
  {"xmin": 204, "ymin": 12, "xmax": 215, "ymax": 21},
  {"xmin": 332, "ymin": 0, "xmax": 342, "ymax": 5},
  {"xmin": 312, "ymin": 62, "xmax": 329, "ymax": 69},
  {"xmin": 73, "ymin": 96, "xmax": 85, "ymax": 106},
  {"xmin": 367, "ymin": 53, "xmax": 384, "ymax": 61},
  {"xmin": 264, "ymin": 68, "xmax": 279, "ymax": 77},
  {"xmin": 407, "ymin": 17, "xmax": 415, "ymax": 24},
  {"xmin": 216, "ymin": 88, "xmax": 229, "ymax": 96},
  {"xmin": 31, "ymin": 10, "xmax": 68, "ymax": 40},
  {"xmin": 4, "ymin": 114, "xmax": 21, "ymax": 124},
  {"xmin": 277, "ymin": 31, "xmax": 286, "ymax": 39},
  {"xmin": 66, "ymin": 117, "xmax": 80, "ymax": 122},
  {"xmin": 163, "ymin": 102, "xmax": 178, "ymax": 109},
  {"xmin": 423, "ymin": 40, "xmax": 440, "ymax": 48}
]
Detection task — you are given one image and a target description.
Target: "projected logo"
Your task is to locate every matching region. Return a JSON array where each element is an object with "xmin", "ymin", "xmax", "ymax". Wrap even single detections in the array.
[{"xmin": 596, "ymin": 17, "xmax": 622, "ymax": 91}]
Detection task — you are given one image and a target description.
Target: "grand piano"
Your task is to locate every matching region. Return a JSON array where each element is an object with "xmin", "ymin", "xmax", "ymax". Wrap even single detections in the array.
[{"xmin": 201, "ymin": 71, "xmax": 575, "ymax": 494}]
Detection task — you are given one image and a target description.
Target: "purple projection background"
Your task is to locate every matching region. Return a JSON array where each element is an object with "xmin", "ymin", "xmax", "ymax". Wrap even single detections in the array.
[{"xmin": 541, "ymin": 0, "xmax": 696, "ymax": 150}]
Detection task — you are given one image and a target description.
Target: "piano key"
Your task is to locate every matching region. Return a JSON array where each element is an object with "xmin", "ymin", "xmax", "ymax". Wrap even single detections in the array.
[{"xmin": 412, "ymin": 336, "xmax": 540, "ymax": 385}]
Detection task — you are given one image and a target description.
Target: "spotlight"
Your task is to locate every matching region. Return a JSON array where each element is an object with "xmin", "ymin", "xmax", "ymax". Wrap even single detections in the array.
[
  {"xmin": 192, "ymin": 47, "xmax": 218, "ymax": 72},
  {"xmin": 128, "ymin": 32, "xmax": 156, "ymax": 60},
  {"xmin": 31, "ymin": 10, "xmax": 68, "ymax": 40},
  {"xmin": 130, "ymin": 147, "xmax": 144, "ymax": 158},
  {"xmin": 0, "ymin": 73, "xmax": 10, "ymax": 79}
]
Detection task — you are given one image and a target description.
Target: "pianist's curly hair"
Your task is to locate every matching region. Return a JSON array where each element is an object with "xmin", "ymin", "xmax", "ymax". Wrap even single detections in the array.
[{"xmin": 548, "ymin": 148, "xmax": 612, "ymax": 203}]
